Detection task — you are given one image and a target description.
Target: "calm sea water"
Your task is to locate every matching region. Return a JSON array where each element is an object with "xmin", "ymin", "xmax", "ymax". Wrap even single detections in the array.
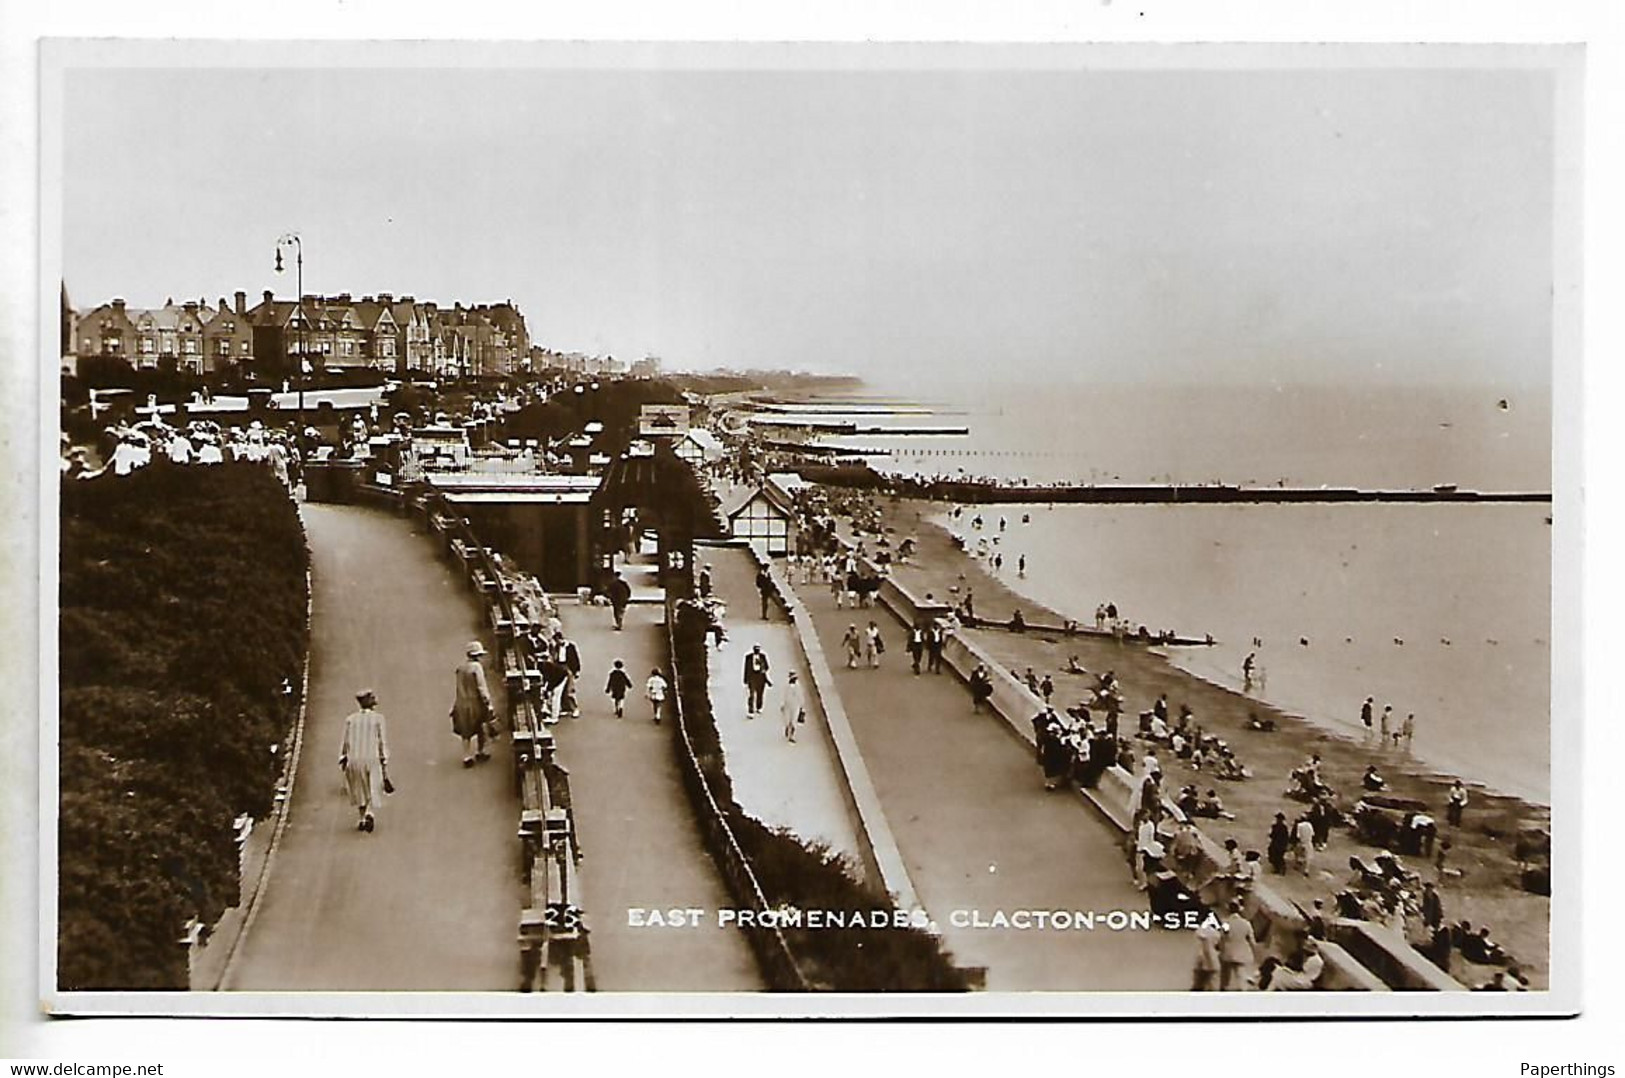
[{"xmin": 808, "ymin": 382, "xmax": 1553, "ymax": 802}]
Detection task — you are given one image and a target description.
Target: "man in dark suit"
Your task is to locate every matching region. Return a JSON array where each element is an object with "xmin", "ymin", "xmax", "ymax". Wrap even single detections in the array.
[
  {"xmin": 743, "ymin": 644, "xmax": 771, "ymax": 717},
  {"xmin": 756, "ymin": 566, "xmax": 774, "ymax": 619},
  {"xmin": 606, "ymin": 571, "xmax": 632, "ymax": 631}
]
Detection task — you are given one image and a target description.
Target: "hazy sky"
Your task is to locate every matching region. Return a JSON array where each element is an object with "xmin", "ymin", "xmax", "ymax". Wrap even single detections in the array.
[{"xmin": 60, "ymin": 56, "xmax": 1556, "ymax": 388}]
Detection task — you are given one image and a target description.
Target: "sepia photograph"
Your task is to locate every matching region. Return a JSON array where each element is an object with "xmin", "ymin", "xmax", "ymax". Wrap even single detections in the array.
[{"xmin": 34, "ymin": 38, "xmax": 1580, "ymax": 1020}]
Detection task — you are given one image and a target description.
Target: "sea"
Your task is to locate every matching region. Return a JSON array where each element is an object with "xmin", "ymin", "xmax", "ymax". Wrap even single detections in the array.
[{"xmin": 802, "ymin": 382, "xmax": 1554, "ymax": 803}]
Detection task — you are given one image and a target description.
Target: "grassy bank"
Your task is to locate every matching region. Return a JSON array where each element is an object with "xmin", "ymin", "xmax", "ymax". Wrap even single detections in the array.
[
  {"xmin": 864, "ymin": 494, "xmax": 1552, "ymax": 989},
  {"xmin": 671, "ymin": 601, "xmax": 969, "ymax": 992},
  {"xmin": 58, "ymin": 466, "xmax": 309, "ymax": 990}
]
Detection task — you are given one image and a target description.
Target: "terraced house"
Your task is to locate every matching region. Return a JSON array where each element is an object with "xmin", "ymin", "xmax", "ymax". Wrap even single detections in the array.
[{"xmin": 69, "ymin": 288, "xmax": 530, "ymax": 378}]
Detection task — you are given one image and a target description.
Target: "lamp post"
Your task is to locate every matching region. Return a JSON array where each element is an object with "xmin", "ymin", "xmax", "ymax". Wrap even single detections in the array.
[{"xmin": 274, "ymin": 232, "xmax": 304, "ymax": 446}]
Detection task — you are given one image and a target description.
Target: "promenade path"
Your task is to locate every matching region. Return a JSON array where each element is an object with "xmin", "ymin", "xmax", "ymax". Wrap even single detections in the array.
[
  {"xmin": 783, "ymin": 570, "xmax": 1194, "ymax": 991},
  {"xmin": 550, "ymin": 598, "xmax": 763, "ymax": 991},
  {"xmin": 224, "ymin": 503, "xmax": 522, "ymax": 990},
  {"xmin": 698, "ymin": 545, "xmax": 861, "ymax": 863}
]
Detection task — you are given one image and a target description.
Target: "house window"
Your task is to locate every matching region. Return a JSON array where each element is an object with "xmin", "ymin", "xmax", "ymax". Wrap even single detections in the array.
[
  {"xmin": 140, "ymin": 337, "xmax": 154, "ymax": 353},
  {"xmin": 102, "ymin": 335, "xmax": 122, "ymax": 354},
  {"xmin": 241, "ymin": 341, "xmax": 251, "ymax": 355},
  {"xmin": 183, "ymin": 339, "xmax": 197, "ymax": 354}
]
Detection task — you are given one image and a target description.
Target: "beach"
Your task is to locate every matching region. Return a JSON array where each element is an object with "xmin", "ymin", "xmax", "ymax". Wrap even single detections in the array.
[
  {"xmin": 871, "ymin": 494, "xmax": 1551, "ymax": 988},
  {"xmin": 937, "ymin": 500, "xmax": 1551, "ymax": 803}
]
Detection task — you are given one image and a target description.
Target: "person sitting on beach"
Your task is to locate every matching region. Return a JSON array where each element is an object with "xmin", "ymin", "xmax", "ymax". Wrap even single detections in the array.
[
  {"xmin": 1246, "ymin": 712, "xmax": 1276, "ymax": 732},
  {"xmin": 1169, "ymin": 730, "xmax": 1187, "ymax": 758},
  {"xmin": 1067, "ymin": 655, "xmax": 1086, "ymax": 675},
  {"xmin": 1265, "ymin": 938, "xmax": 1325, "ymax": 991},
  {"xmin": 1177, "ymin": 784, "xmax": 1201, "ymax": 817},
  {"xmin": 1362, "ymin": 765, "xmax": 1387, "ymax": 792},
  {"xmin": 1010, "ymin": 609, "xmax": 1027, "ymax": 632},
  {"xmin": 1480, "ymin": 966, "xmax": 1529, "ymax": 992},
  {"xmin": 1196, "ymin": 789, "xmax": 1236, "ymax": 820},
  {"xmin": 1148, "ymin": 713, "xmax": 1170, "ymax": 742}
]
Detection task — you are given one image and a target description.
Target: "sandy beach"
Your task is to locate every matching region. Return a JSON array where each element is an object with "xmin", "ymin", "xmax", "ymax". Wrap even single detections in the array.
[{"xmin": 869, "ymin": 494, "xmax": 1552, "ymax": 988}]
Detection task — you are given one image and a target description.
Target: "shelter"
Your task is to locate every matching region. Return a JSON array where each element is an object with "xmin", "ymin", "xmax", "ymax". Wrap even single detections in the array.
[
  {"xmin": 673, "ymin": 428, "xmax": 725, "ymax": 466},
  {"xmin": 718, "ymin": 482, "xmax": 795, "ymax": 555}
]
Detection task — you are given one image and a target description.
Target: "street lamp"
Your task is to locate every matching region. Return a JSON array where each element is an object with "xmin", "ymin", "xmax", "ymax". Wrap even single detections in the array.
[{"xmin": 274, "ymin": 232, "xmax": 305, "ymax": 446}]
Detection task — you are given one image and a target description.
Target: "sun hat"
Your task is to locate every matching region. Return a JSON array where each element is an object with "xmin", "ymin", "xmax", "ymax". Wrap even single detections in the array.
[{"xmin": 466, "ymin": 641, "xmax": 487, "ymax": 657}]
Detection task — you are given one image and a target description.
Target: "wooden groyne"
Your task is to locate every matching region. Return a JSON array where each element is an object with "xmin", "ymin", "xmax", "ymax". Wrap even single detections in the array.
[{"xmin": 792, "ymin": 466, "xmax": 1551, "ymax": 505}]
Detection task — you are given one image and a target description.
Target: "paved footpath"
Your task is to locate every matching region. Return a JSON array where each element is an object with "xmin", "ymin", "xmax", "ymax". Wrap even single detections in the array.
[
  {"xmin": 699, "ymin": 545, "xmax": 861, "ymax": 863},
  {"xmin": 785, "ymin": 572, "xmax": 1194, "ymax": 991},
  {"xmin": 550, "ymin": 599, "xmax": 763, "ymax": 991},
  {"xmin": 225, "ymin": 504, "xmax": 522, "ymax": 991}
]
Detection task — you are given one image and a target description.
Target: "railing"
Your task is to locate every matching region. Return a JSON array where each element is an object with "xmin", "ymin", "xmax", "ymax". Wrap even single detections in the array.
[
  {"xmin": 427, "ymin": 499, "xmax": 595, "ymax": 991},
  {"xmin": 664, "ymin": 595, "xmax": 811, "ymax": 992}
]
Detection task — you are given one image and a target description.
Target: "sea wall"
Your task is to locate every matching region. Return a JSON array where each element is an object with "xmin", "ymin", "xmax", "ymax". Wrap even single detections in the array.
[{"xmin": 844, "ymin": 539, "xmax": 1418, "ymax": 992}]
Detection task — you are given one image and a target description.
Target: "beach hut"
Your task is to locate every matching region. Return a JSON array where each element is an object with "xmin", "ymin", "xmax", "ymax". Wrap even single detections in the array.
[
  {"xmin": 673, "ymin": 428, "xmax": 725, "ymax": 466},
  {"xmin": 719, "ymin": 482, "xmax": 795, "ymax": 556}
]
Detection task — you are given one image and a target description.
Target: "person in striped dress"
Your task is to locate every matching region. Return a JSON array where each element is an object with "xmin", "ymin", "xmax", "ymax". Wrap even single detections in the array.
[{"xmin": 340, "ymin": 689, "xmax": 391, "ymax": 833}]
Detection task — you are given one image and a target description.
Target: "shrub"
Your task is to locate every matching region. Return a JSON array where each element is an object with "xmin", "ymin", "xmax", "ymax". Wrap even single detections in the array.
[{"xmin": 57, "ymin": 465, "xmax": 309, "ymax": 989}]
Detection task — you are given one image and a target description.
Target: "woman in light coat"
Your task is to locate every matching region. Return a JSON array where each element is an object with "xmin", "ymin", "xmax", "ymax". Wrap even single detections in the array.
[
  {"xmin": 452, "ymin": 641, "xmax": 495, "ymax": 767},
  {"xmin": 340, "ymin": 689, "xmax": 391, "ymax": 833}
]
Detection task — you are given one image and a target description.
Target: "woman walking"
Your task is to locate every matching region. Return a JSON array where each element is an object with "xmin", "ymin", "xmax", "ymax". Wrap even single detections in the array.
[
  {"xmin": 452, "ymin": 640, "xmax": 495, "ymax": 767},
  {"xmin": 340, "ymin": 689, "xmax": 391, "ymax": 833},
  {"xmin": 842, "ymin": 624, "xmax": 863, "ymax": 669}
]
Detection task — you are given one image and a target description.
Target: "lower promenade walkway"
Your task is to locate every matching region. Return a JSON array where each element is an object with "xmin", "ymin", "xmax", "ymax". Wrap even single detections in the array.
[
  {"xmin": 550, "ymin": 597, "xmax": 762, "ymax": 991},
  {"xmin": 698, "ymin": 544, "xmax": 862, "ymax": 862},
  {"xmin": 783, "ymin": 570, "xmax": 1194, "ymax": 991},
  {"xmin": 224, "ymin": 503, "xmax": 521, "ymax": 990}
]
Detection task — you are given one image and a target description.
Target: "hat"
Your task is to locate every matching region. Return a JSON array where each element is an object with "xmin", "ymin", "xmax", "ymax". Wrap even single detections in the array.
[
  {"xmin": 355, "ymin": 689, "xmax": 377, "ymax": 704},
  {"xmin": 466, "ymin": 641, "xmax": 487, "ymax": 658}
]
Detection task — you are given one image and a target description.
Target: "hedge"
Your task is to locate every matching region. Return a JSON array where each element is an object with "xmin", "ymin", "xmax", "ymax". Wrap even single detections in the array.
[{"xmin": 58, "ymin": 465, "xmax": 309, "ymax": 989}]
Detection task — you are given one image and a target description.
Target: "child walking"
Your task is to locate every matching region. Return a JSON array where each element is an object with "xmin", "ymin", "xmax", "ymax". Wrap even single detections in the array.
[
  {"xmin": 605, "ymin": 659, "xmax": 633, "ymax": 717},
  {"xmin": 646, "ymin": 667, "xmax": 670, "ymax": 724}
]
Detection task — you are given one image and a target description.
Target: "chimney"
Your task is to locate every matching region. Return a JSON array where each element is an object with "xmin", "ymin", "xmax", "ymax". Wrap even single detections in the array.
[
  {"xmin": 263, "ymin": 289, "xmax": 274, "ymax": 305},
  {"xmin": 112, "ymin": 298, "xmax": 126, "ymax": 310},
  {"xmin": 235, "ymin": 291, "xmax": 247, "ymax": 315},
  {"xmin": 379, "ymin": 292, "xmax": 393, "ymax": 303},
  {"xmin": 338, "ymin": 293, "xmax": 352, "ymax": 302},
  {"xmin": 401, "ymin": 295, "xmax": 413, "ymax": 303}
]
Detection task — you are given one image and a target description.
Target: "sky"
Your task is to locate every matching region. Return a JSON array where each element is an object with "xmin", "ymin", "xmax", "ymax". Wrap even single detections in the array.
[{"xmin": 58, "ymin": 52, "xmax": 1559, "ymax": 389}]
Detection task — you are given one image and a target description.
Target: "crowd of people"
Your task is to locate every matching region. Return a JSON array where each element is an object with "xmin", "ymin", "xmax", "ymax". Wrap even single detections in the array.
[{"xmin": 63, "ymin": 418, "xmax": 303, "ymax": 489}]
